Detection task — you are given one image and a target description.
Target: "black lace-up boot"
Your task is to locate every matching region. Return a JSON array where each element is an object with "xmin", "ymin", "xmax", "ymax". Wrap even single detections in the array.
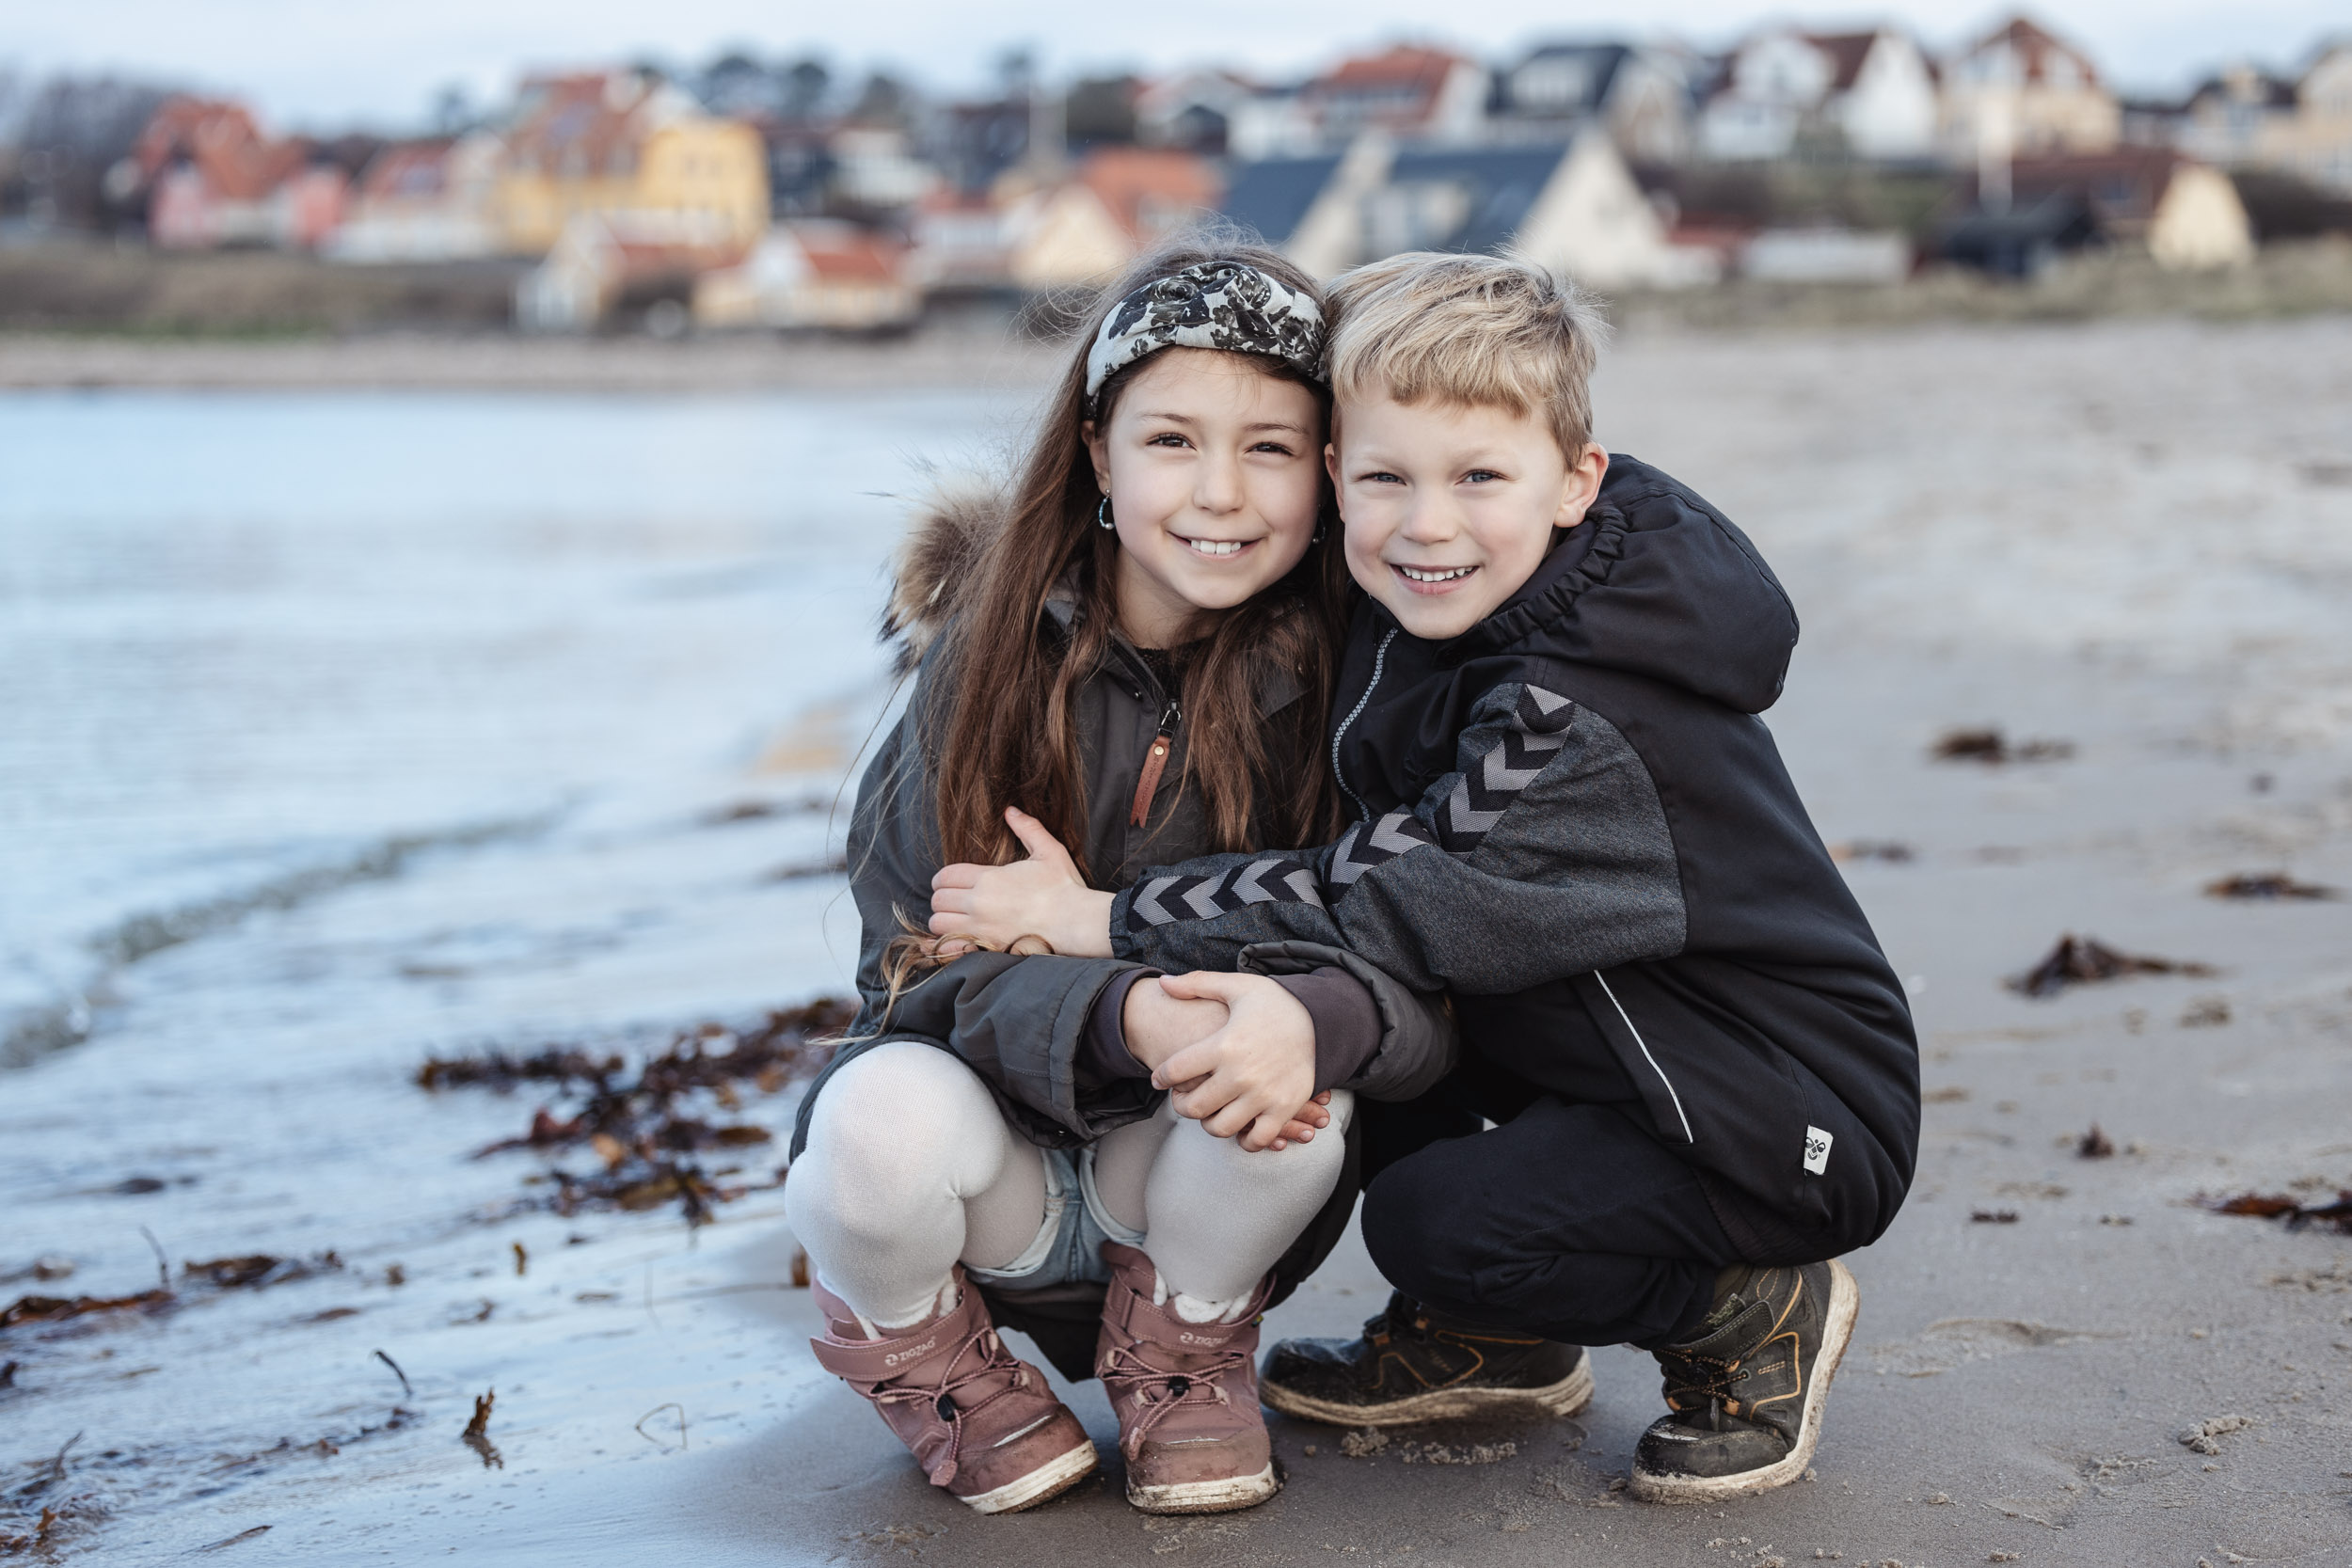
[
  {"xmin": 1629, "ymin": 1259, "xmax": 1859, "ymax": 1503},
  {"xmin": 1258, "ymin": 1291, "xmax": 1593, "ymax": 1428}
]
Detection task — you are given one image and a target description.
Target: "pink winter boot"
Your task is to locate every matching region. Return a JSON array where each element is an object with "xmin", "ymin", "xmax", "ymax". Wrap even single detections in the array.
[
  {"xmin": 1095, "ymin": 1241, "xmax": 1279, "ymax": 1514},
  {"xmin": 809, "ymin": 1266, "xmax": 1097, "ymax": 1514}
]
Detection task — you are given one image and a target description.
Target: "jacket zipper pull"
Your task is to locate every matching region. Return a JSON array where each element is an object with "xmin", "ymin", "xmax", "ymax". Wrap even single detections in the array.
[{"xmin": 1129, "ymin": 697, "xmax": 1180, "ymax": 829}]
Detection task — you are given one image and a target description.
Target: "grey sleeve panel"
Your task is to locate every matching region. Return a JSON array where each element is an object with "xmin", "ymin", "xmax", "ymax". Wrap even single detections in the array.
[
  {"xmin": 1115, "ymin": 683, "xmax": 1687, "ymax": 995},
  {"xmin": 1238, "ymin": 940, "xmax": 1459, "ymax": 1101}
]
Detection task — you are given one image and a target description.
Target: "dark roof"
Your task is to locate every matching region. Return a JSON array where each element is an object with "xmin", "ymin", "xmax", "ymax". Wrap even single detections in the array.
[
  {"xmin": 1388, "ymin": 144, "xmax": 1569, "ymax": 254},
  {"xmin": 1805, "ymin": 32, "xmax": 1877, "ymax": 93},
  {"xmin": 1219, "ymin": 153, "xmax": 1343, "ymax": 245},
  {"xmin": 1496, "ymin": 43, "xmax": 1630, "ymax": 116}
]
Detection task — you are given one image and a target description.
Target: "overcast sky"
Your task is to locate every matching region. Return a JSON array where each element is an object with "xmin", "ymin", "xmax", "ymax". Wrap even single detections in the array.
[{"xmin": 5, "ymin": 0, "xmax": 2344, "ymax": 133}]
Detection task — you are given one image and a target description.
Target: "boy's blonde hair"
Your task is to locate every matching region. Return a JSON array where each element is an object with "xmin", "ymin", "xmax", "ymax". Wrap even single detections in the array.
[{"xmin": 1325, "ymin": 252, "xmax": 1611, "ymax": 459}]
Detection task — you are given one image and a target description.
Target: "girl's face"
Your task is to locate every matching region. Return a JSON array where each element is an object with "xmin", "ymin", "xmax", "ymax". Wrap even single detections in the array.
[{"xmin": 1083, "ymin": 347, "xmax": 1325, "ymax": 649}]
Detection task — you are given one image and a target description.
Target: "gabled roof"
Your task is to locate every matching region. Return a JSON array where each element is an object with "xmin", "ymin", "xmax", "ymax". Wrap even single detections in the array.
[
  {"xmin": 135, "ymin": 96, "xmax": 304, "ymax": 201},
  {"xmin": 2186, "ymin": 67, "xmax": 2298, "ymax": 111},
  {"xmin": 1500, "ymin": 42, "xmax": 1631, "ymax": 115},
  {"xmin": 1220, "ymin": 154, "xmax": 1344, "ymax": 246},
  {"xmin": 1074, "ymin": 148, "xmax": 1222, "ymax": 239},
  {"xmin": 506, "ymin": 74, "xmax": 648, "ymax": 177},
  {"xmin": 784, "ymin": 220, "xmax": 905, "ymax": 283},
  {"xmin": 1387, "ymin": 144, "xmax": 1568, "ymax": 255},
  {"xmin": 1805, "ymin": 33, "xmax": 1879, "ymax": 93},
  {"xmin": 358, "ymin": 140, "xmax": 456, "ymax": 201},
  {"xmin": 1317, "ymin": 44, "xmax": 1473, "ymax": 94},
  {"xmin": 1957, "ymin": 15, "xmax": 2103, "ymax": 87}
]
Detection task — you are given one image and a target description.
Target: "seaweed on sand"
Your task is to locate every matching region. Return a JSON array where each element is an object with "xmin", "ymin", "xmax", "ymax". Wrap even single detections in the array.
[
  {"xmin": 1932, "ymin": 727, "xmax": 2074, "ymax": 765},
  {"xmin": 2197, "ymin": 1190, "xmax": 2352, "ymax": 1234},
  {"xmin": 2204, "ymin": 872, "xmax": 2341, "ymax": 901},
  {"xmin": 421, "ymin": 997, "xmax": 853, "ymax": 1227},
  {"xmin": 2, "ymin": 1250, "xmax": 347, "ymax": 1338},
  {"xmin": 2008, "ymin": 935, "xmax": 2217, "ymax": 998}
]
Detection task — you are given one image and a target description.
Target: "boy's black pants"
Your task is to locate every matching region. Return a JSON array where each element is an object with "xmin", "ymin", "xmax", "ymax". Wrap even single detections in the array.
[{"xmin": 1356, "ymin": 1069, "xmax": 1740, "ymax": 1350}]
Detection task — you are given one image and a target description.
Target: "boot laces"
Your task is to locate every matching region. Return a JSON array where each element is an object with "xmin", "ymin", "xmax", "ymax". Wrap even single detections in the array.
[
  {"xmin": 1661, "ymin": 1349, "xmax": 1751, "ymax": 1419},
  {"xmin": 1100, "ymin": 1338, "xmax": 1253, "ymax": 1460},
  {"xmin": 869, "ymin": 1323, "xmax": 1025, "ymax": 1483}
]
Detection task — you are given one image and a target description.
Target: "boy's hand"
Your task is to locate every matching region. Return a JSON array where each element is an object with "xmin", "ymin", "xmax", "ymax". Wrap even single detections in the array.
[
  {"xmin": 1123, "ymin": 977, "xmax": 1329, "ymax": 1150},
  {"xmin": 1151, "ymin": 972, "xmax": 1320, "ymax": 1152},
  {"xmin": 930, "ymin": 807, "xmax": 1116, "ymax": 958}
]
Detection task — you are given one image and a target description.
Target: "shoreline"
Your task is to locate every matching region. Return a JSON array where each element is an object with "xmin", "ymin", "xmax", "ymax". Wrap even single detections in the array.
[{"xmin": 0, "ymin": 330, "xmax": 1067, "ymax": 393}]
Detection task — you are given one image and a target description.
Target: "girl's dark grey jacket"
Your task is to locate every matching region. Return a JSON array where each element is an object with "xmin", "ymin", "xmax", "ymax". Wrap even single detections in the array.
[
  {"xmin": 788, "ymin": 489, "xmax": 1456, "ymax": 1377},
  {"xmin": 1105, "ymin": 458, "xmax": 1920, "ymax": 1264}
]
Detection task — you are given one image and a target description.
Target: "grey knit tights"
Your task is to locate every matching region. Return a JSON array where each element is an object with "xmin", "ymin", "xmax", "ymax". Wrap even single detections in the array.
[{"xmin": 787, "ymin": 1040, "xmax": 1353, "ymax": 1332}]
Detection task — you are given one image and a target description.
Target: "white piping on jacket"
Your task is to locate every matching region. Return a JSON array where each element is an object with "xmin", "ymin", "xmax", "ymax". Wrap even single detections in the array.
[
  {"xmin": 1330, "ymin": 627, "xmax": 1397, "ymax": 825},
  {"xmin": 1591, "ymin": 969, "xmax": 1693, "ymax": 1144}
]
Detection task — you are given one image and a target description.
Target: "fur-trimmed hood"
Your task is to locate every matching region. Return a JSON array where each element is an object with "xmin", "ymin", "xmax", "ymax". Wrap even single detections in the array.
[{"xmin": 880, "ymin": 481, "xmax": 1009, "ymax": 675}]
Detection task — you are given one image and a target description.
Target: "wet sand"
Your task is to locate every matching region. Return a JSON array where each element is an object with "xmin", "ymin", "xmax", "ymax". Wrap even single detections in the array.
[{"xmin": 4, "ymin": 315, "xmax": 2349, "ymax": 1565}]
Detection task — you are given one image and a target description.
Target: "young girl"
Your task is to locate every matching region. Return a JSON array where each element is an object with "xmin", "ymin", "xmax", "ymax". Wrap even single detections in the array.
[{"xmin": 783, "ymin": 242, "xmax": 1453, "ymax": 1517}]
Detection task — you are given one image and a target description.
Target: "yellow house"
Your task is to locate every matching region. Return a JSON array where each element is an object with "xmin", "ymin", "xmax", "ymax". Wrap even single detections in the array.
[{"xmin": 491, "ymin": 72, "xmax": 768, "ymax": 256}]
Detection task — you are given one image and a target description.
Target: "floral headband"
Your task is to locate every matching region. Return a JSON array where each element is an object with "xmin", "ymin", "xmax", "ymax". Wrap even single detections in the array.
[{"xmin": 1084, "ymin": 261, "xmax": 1326, "ymax": 401}]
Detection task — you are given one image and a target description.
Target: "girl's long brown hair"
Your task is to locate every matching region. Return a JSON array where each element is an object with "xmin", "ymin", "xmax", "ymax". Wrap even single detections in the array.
[{"xmin": 929, "ymin": 236, "xmax": 1352, "ymax": 881}]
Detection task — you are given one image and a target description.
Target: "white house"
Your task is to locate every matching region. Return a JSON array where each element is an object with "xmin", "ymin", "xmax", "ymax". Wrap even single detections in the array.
[
  {"xmin": 1224, "ymin": 132, "xmax": 1711, "ymax": 287},
  {"xmin": 1489, "ymin": 42, "xmax": 1697, "ymax": 165},
  {"xmin": 1510, "ymin": 132, "xmax": 1720, "ymax": 288},
  {"xmin": 1699, "ymin": 28, "xmax": 1938, "ymax": 161}
]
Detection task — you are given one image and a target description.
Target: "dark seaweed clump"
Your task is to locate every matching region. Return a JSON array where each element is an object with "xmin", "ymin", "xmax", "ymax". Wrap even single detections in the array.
[
  {"xmin": 419, "ymin": 997, "xmax": 853, "ymax": 1226},
  {"xmin": 2008, "ymin": 934, "xmax": 2217, "ymax": 998},
  {"xmin": 2198, "ymin": 1190, "xmax": 2352, "ymax": 1235}
]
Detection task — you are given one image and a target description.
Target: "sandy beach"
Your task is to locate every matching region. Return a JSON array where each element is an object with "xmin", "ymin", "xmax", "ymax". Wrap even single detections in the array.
[{"xmin": 4, "ymin": 314, "xmax": 2350, "ymax": 1566}]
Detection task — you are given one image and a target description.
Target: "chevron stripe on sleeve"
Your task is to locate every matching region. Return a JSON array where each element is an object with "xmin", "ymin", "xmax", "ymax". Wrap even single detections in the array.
[
  {"xmin": 1325, "ymin": 807, "xmax": 1437, "ymax": 887},
  {"xmin": 1124, "ymin": 854, "xmax": 1326, "ymax": 932},
  {"xmin": 1436, "ymin": 685, "xmax": 1577, "ymax": 855}
]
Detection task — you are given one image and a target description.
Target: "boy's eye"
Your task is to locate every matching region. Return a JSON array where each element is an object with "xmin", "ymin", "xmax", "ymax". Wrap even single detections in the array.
[
  {"xmin": 1358, "ymin": 470, "xmax": 1404, "ymax": 484},
  {"xmin": 1463, "ymin": 469, "xmax": 1504, "ymax": 484}
]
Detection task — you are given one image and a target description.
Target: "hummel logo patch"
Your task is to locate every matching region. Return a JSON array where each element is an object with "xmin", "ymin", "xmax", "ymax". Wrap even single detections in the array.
[{"xmin": 1803, "ymin": 1126, "xmax": 1834, "ymax": 1175}]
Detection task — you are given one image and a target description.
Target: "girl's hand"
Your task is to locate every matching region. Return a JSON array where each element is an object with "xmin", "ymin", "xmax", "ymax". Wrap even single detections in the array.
[
  {"xmin": 930, "ymin": 807, "xmax": 1116, "ymax": 958},
  {"xmin": 1150, "ymin": 972, "xmax": 1318, "ymax": 1152}
]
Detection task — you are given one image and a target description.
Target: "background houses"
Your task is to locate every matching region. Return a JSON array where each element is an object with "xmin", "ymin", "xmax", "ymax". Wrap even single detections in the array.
[{"xmin": 5, "ymin": 9, "xmax": 2348, "ymax": 333}]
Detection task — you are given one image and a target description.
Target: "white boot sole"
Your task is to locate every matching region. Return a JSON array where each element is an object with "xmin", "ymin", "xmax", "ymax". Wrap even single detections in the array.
[
  {"xmin": 959, "ymin": 1437, "xmax": 1099, "ymax": 1515},
  {"xmin": 1262, "ymin": 1355, "xmax": 1594, "ymax": 1429},
  {"xmin": 1126, "ymin": 1461, "xmax": 1279, "ymax": 1515},
  {"xmin": 1629, "ymin": 1259, "xmax": 1860, "ymax": 1506}
]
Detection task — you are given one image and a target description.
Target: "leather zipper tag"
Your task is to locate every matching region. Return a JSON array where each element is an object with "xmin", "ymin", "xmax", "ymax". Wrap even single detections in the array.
[{"xmin": 1130, "ymin": 735, "xmax": 1172, "ymax": 828}]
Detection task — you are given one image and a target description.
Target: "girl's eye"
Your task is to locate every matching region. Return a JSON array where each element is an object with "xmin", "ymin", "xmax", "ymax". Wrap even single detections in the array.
[
  {"xmin": 1147, "ymin": 433, "xmax": 1191, "ymax": 449},
  {"xmin": 1248, "ymin": 441, "xmax": 1295, "ymax": 456}
]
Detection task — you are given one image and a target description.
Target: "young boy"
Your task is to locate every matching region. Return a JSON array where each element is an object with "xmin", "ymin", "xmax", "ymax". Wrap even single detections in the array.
[{"xmin": 935, "ymin": 251, "xmax": 1919, "ymax": 1503}]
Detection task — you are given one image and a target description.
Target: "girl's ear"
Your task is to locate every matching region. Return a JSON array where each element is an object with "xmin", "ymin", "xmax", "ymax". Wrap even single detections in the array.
[{"xmin": 1082, "ymin": 420, "xmax": 1112, "ymax": 495}]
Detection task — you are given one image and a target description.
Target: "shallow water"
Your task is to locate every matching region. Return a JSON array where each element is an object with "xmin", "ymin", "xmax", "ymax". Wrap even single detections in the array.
[{"xmin": 0, "ymin": 388, "xmax": 1025, "ymax": 1058}]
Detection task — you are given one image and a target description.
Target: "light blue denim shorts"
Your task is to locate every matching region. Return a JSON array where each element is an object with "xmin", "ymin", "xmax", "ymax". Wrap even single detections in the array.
[{"xmin": 962, "ymin": 1143, "xmax": 1146, "ymax": 1291}]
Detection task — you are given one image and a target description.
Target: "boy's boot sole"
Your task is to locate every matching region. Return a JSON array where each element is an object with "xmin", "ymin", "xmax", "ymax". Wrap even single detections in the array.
[
  {"xmin": 961, "ymin": 1435, "xmax": 1101, "ymax": 1514},
  {"xmin": 1629, "ymin": 1259, "xmax": 1859, "ymax": 1505},
  {"xmin": 1261, "ymin": 1355, "xmax": 1594, "ymax": 1428},
  {"xmin": 1126, "ymin": 1460, "xmax": 1280, "ymax": 1515}
]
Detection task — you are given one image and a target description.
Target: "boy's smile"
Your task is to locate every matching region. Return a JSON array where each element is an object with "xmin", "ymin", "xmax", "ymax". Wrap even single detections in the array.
[{"xmin": 1330, "ymin": 392, "xmax": 1607, "ymax": 641}]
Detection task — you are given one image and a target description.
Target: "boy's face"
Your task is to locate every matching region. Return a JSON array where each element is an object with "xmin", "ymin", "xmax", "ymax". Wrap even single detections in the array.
[{"xmin": 1329, "ymin": 390, "xmax": 1608, "ymax": 641}]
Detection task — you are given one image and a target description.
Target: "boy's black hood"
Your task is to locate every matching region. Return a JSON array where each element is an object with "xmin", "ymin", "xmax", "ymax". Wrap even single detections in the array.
[{"xmin": 1414, "ymin": 455, "xmax": 1800, "ymax": 716}]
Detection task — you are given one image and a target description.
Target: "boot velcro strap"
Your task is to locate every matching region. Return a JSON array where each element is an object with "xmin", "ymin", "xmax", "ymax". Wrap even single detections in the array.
[{"xmin": 1671, "ymin": 1297, "xmax": 1775, "ymax": 1360}]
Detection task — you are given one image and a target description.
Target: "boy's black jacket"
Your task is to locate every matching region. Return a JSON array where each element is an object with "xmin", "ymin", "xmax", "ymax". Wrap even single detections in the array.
[{"xmin": 1112, "ymin": 456, "xmax": 1921, "ymax": 1260}]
